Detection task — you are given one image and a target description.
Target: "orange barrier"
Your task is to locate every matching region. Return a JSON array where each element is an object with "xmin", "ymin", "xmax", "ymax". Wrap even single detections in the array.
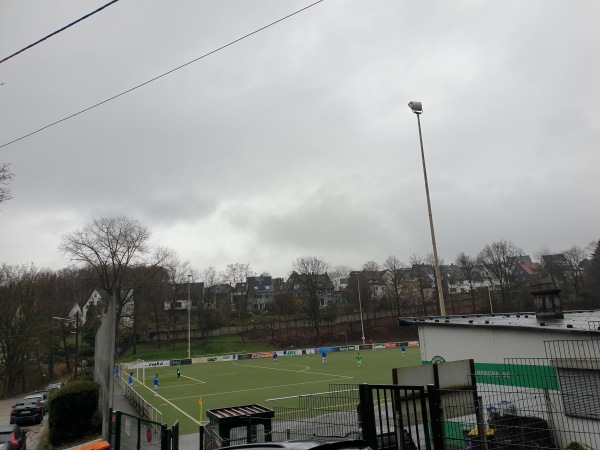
[{"xmin": 73, "ymin": 439, "xmax": 110, "ymax": 450}]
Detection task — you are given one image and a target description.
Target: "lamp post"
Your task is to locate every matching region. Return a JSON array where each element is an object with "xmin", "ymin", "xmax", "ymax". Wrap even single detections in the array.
[
  {"xmin": 356, "ymin": 274, "xmax": 366, "ymax": 345},
  {"xmin": 487, "ymin": 284, "xmax": 494, "ymax": 315},
  {"xmin": 408, "ymin": 101, "xmax": 446, "ymax": 316},
  {"xmin": 187, "ymin": 274, "xmax": 191, "ymax": 359}
]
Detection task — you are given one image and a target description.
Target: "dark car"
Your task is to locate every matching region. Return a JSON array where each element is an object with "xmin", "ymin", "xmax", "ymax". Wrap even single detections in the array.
[
  {"xmin": 23, "ymin": 392, "xmax": 49, "ymax": 415},
  {"xmin": 10, "ymin": 399, "xmax": 44, "ymax": 426},
  {"xmin": 226, "ymin": 439, "xmax": 370, "ymax": 450},
  {"xmin": 0, "ymin": 424, "xmax": 27, "ymax": 450}
]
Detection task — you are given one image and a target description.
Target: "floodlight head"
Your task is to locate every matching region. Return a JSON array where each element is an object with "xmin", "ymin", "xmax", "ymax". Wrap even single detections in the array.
[{"xmin": 408, "ymin": 101, "xmax": 423, "ymax": 114}]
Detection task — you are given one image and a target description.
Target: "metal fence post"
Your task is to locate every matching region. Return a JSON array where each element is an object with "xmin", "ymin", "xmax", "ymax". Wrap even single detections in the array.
[
  {"xmin": 359, "ymin": 384, "xmax": 377, "ymax": 450},
  {"xmin": 113, "ymin": 410, "xmax": 121, "ymax": 450},
  {"xmin": 427, "ymin": 384, "xmax": 445, "ymax": 450},
  {"xmin": 160, "ymin": 424, "xmax": 169, "ymax": 450},
  {"xmin": 172, "ymin": 421, "xmax": 179, "ymax": 450}
]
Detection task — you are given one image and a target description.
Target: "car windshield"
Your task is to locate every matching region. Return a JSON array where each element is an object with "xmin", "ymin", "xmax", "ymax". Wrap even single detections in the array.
[{"xmin": 15, "ymin": 401, "xmax": 37, "ymax": 407}]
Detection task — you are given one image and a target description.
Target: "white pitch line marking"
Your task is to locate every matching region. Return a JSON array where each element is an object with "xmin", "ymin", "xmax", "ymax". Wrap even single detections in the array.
[
  {"xmin": 169, "ymin": 377, "xmax": 354, "ymax": 402},
  {"xmin": 139, "ymin": 383, "xmax": 200, "ymax": 425},
  {"xmin": 181, "ymin": 375, "xmax": 206, "ymax": 384}
]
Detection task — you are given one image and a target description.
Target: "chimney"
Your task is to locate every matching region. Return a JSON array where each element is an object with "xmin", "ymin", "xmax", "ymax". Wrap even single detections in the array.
[{"xmin": 530, "ymin": 283, "xmax": 564, "ymax": 320}]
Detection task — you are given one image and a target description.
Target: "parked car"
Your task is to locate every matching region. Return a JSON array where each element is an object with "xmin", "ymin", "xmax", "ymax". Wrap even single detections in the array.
[
  {"xmin": 344, "ymin": 431, "xmax": 415, "ymax": 450},
  {"xmin": 9, "ymin": 399, "xmax": 43, "ymax": 426},
  {"xmin": 226, "ymin": 439, "xmax": 371, "ymax": 450},
  {"xmin": 46, "ymin": 382, "xmax": 63, "ymax": 393},
  {"xmin": 23, "ymin": 392, "xmax": 49, "ymax": 415},
  {"xmin": 0, "ymin": 424, "xmax": 27, "ymax": 450}
]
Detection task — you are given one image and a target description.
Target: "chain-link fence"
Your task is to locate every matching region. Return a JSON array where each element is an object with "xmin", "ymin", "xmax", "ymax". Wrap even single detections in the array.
[
  {"xmin": 111, "ymin": 410, "xmax": 178, "ymax": 450},
  {"xmin": 273, "ymin": 384, "xmax": 361, "ymax": 440},
  {"xmin": 440, "ymin": 352, "xmax": 600, "ymax": 450}
]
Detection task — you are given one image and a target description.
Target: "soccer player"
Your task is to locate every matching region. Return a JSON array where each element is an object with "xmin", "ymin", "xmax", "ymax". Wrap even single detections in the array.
[
  {"xmin": 273, "ymin": 353, "xmax": 278, "ymax": 365},
  {"xmin": 176, "ymin": 365, "xmax": 181, "ymax": 380},
  {"xmin": 401, "ymin": 344, "xmax": 406, "ymax": 357},
  {"xmin": 356, "ymin": 352, "xmax": 362, "ymax": 367},
  {"xmin": 154, "ymin": 374, "xmax": 159, "ymax": 395},
  {"xmin": 232, "ymin": 353, "xmax": 237, "ymax": 365},
  {"xmin": 128, "ymin": 372, "xmax": 134, "ymax": 387},
  {"xmin": 321, "ymin": 349, "xmax": 328, "ymax": 365}
]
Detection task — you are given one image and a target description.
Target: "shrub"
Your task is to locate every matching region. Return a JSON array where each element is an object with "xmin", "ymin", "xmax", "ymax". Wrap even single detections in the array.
[{"xmin": 48, "ymin": 380, "xmax": 101, "ymax": 445}]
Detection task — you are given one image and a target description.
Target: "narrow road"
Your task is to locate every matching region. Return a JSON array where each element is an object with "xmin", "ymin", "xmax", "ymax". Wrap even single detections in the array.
[{"xmin": 0, "ymin": 397, "xmax": 46, "ymax": 450}]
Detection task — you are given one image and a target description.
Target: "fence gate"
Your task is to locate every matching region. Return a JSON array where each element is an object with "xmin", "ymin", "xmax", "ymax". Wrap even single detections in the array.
[
  {"xmin": 358, "ymin": 384, "xmax": 441, "ymax": 450},
  {"xmin": 111, "ymin": 410, "xmax": 179, "ymax": 450}
]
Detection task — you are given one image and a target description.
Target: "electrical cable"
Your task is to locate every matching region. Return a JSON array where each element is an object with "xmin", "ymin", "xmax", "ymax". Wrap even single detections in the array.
[
  {"xmin": 0, "ymin": 0, "xmax": 325, "ymax": 149},
  {"xmin": 0, "ymin": 0, "xmax": 120, "ymax": 65}
]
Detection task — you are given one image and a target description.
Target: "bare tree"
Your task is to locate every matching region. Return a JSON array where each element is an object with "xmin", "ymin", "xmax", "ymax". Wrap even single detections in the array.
[
  {"xmin": 195, "ymin": 265, "xmax": 223, "ymax": 341},
  {"xmin": 59, "ymin": 214, "xmax": 175, "ymax": 381},
  {"xmin": 292, "ymin": 256, "xmax": 331, "ymax": 343},
  {"xmin": 329, "ymin": 265, "xmax": 355, "ymax": 278},
  {"xmin": 0, "ymin": 264, "xmax": 47, "ymax": 396},
  {"xmin": 424, "ymin": 253, "xmax": 445, "ymax": 315},
  {"xmin": 477, "ymin": 239, "xmax": 523, "ymax": 307},
  {"xmin": 59, "ymin": 216, "xmax": 173, "ymax": 324},
  {"xmin": 455, "ymin": 252, "xmax": 478, "ymax": 313},
  {"xmin": 222, "ymin": 263, "xmax": 254, "ymax": 315},
  {"xmin": 535, "ymin": 246, "xmax": 553, "ymax": 266},
  {"xmin": 562, "ymin": 245, "xmax": 591, "ymax": 297},
  {"xmin": 585, "ymin": 240, "xmax": 600, "ymax": 302},
  {"xmin": 160, "ymin": 253, "xmax": 192, "ymax": 349},
  {"xmin": 363, "ymin": 260, "xmax": 380, "ymax": 271},
  {"xmin": 409, "ymin": 254, "xmax": 430, "ymax": 315},
  {"xmin": 0, "ymin": 163, "xmax": 14, "ymax": 204},
  {"xmin": 383, "ymin": 256, "xmax": 405, "ymax": 315},
  {"xmin": 201, "ymin": 266, "xmax": 221, "ymax": 306}
]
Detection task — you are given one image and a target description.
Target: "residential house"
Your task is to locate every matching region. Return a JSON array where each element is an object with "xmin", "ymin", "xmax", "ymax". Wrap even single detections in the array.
[
  {"xmin": 230, "ymin": 276, "xmax": 276, "ymax": 313},
  {"xmin": 164, "ymin": 282, "xmax": 204, "ymax": 312},
  {"xmin": 285, "ymin": 271, "xmax": 335, "ymax": 309},
  {"xmin": 331, "ymin": 276, "xmax": 349, "ymax": 292},
  {"xmin": 204, "ymin": 283, "xmax": 233, "ymax": 312},
  {"xmin": 513, "ymin": 259, "xmax": 546, "ymax": 284},
  {"xmin": 80, "ymin": 288, "xmax": 134, "ymax": 328},
  {"xmin": 349, "ymin": 270, "xmax": 387, "ymax": 301},
  {"xmin": 246, "ymin": 276, "xmax": 275, "ymax": 312},
  {"xmin": 81, "ymin": 289, "xmax": 109, "ymax": 325},
  {"xmin": 68, "ymin": 302, "xmax": 83, "ymax": 323}
]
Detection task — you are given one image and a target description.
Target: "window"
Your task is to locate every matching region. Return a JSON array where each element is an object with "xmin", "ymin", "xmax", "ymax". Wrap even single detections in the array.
[{"xmin": 557, "ymin": 367, "xmax": 600, "ymax": 420}]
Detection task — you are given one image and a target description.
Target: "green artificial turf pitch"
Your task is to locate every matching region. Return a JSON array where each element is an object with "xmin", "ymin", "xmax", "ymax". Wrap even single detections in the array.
[{"xmin": 130, "ymin": 346, "xmax": 421, "ymax": 435}]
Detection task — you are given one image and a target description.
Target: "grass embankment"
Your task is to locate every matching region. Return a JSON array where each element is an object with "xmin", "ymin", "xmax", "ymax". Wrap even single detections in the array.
[{"xmin": 119, "ymin": 335, "xmax": 271, "ymax": 363}]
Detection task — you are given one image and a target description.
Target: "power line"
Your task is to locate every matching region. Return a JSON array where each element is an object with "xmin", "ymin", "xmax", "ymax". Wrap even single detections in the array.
[
  {"xmin": 0, "ymin": 0, "xmax": 325, "ymax": 149},
  {"xmin": 0, "ymin": 0, "xmax": 120, "ymax": 65}
]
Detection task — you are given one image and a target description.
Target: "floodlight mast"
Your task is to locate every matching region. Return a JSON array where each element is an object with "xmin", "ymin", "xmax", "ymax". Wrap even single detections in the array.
[{"xmin": 408, "ymin": 101, "xmax": 446, "ymax": 316}]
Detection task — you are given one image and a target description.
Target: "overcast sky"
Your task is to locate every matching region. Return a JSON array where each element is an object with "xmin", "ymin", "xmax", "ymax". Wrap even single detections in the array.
[{"xmin": 1, "ymin": 0, "xmax": 599, "ymax": 279}]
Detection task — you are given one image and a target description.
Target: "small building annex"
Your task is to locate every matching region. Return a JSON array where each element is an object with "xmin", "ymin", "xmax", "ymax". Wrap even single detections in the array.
[{"xmin": 412, "ymin": 291, "xmax": 600, "ymax": 449}]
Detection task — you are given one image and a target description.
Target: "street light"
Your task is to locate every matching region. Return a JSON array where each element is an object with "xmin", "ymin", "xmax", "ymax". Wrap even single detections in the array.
[
  {"xmin": 356, "ymin": 274, "xmax": 366, "ymax": 345},
  {"xmin": 487, "ymin": 284, "xmax": 494, "ymax": 315},
  {"xmin": 52, "ymin": 314, "xmax": 80, "ymax": 379},
  {"xmin": 187, "ymin": 274, "xmax": 191, "ymax": 359},
  {"xmin": 408, "ymin": 101, "xmax": 447, "ymax": 316}
]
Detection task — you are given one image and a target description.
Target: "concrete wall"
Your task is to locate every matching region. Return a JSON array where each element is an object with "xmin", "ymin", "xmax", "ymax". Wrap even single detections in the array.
[{"xmin": 418, "ymin": 325, "xmax": 587, "ymax": 363}]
